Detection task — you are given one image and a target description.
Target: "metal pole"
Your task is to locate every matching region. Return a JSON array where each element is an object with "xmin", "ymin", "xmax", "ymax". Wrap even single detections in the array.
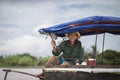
[
  {"xmin": 94, "ymin": 33, "xmax": 98, "ymax": 59},
  {"xmin": 102, "ymin": 33, "xmax": 105, "ymax": 64}
]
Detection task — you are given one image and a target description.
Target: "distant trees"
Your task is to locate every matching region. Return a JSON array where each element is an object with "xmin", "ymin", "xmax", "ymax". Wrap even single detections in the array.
[
  {"xmin": 0, "ymin": 56, "xmax": 5, "ymax": 66},
  {"xmin": 83, "ymin": 45, "xmax": 120, "ymax": 65},
  {"xmin": 83, "ymin": 45, "xmax": 99, "ymax": 59},
  {"xmin": 0, "ymin": 53, "xmax": 49, "ymax": 67},
  {"xmin": 97, "ymin": 50, "xmax": 120, "ymax": 65},
  {"xmin": 0, "ymin": 48, "xmax": 120, "ymax": 67}
]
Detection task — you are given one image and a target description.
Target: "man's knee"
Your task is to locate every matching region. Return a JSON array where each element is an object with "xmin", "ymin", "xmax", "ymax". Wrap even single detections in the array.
[{"xmin": 50, "ymin": 56, "xmax": 58, "ymax": 61}]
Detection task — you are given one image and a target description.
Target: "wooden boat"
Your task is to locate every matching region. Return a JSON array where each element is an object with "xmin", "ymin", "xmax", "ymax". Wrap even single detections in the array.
[
  {"xmin": 3, "ymin": 65, "xmax": 120, "ymax": 80},
  {"xmin": 42, "ymin": 65, "xmax": 120, "ymax": 80},
  {"xmin": 3, "ymin": 16, "xmax": 120, "ymax": 80},
  {"xmin": 38, "ymin": 16, "xmax": 120, "ymax": 80}
]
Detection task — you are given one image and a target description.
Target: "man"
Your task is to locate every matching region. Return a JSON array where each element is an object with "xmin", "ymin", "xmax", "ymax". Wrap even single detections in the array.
[
  {"xmin": 46, "ymin": 32, "xmax": 83, "ymax": 67},
  {"xmin": 36, "ymin": 32, "xmax": 83, "ymax": 78}
]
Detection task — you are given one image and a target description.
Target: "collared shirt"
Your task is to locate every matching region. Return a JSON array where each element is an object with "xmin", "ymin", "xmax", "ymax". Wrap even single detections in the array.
[{"xmin": 52, "ymin": 40, "xmax": 83, "ymax": 64}]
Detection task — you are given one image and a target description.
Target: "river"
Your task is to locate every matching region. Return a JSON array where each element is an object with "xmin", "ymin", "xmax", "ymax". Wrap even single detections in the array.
[{"xmin": 0, "ymin": 68, "xmax": 42, "ymax": 80}]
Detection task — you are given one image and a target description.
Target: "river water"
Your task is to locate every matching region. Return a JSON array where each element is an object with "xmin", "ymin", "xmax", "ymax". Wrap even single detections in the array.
[{"xmin": 0, "ymin": 68, "xmax": 42, "ymax": 80}]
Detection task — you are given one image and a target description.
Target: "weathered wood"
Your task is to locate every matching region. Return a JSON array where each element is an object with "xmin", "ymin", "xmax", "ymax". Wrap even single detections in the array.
[
  {"xmin": 44, "ymin": 68, "xmax": 120, "ymax": 73},
  {"xmin": 43, "ymin": 65, "xmax": 120, "ymax": 80},
  {"xmin": 45, "ymin": 65, "xmax": 120, "ymax": 68},
  {"xmin": 44, "ymin": 71, "xmax": 120, "ymax": 80}
]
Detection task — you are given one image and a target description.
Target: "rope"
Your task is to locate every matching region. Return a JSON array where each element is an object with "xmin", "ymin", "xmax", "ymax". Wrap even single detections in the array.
[{"xmin": 15, "ymin": 55, "xmax": 26, "ymax": 68}]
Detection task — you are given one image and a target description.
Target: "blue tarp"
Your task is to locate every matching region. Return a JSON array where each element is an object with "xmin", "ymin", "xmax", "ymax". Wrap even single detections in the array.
[{"xmin": 38, "ymin": 16, "xmax": 120, "ymax": 37}]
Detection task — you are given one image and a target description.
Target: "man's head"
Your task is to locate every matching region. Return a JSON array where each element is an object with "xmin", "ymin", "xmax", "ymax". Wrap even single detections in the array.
[{"xmin": 65, "ymin": 32, "xmax": 80, "ymax": 43}]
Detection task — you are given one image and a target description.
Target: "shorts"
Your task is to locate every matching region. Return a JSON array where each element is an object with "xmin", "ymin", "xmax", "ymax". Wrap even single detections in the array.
[
  {"xmin": 52, "ymin": 56, "xmax": 64, "ymax": 65},
  {"xmin": 58, "ymin": 56, "xmax": 64, "ymax": 64}
]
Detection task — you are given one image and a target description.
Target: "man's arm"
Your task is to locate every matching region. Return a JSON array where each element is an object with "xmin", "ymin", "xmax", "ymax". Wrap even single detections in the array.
[{"xmin": 51, "ymin": 40, "xmax": 57, "ymax": 53}]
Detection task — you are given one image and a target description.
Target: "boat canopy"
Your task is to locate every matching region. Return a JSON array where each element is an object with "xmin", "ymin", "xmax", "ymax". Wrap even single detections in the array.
[{"xmin": 38, "ymin": 16, "xmax": 120, "ymax": 37}]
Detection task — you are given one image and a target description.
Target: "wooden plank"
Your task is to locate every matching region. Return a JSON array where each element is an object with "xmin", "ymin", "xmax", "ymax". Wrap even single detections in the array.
[
  {"xmin": 44, "ymin": 71, "xmax": 120, "ymax": 80},
  {"xmin": 45, "ymin": 65, "xmax": 120, "ymax": 68},
  {"xmin": 44, "ymin": 68, "xmax": 120, "ymax": 73},
  {"xmin": 44, "ymin": 65, "xmax": 120, "ymax": 80}
]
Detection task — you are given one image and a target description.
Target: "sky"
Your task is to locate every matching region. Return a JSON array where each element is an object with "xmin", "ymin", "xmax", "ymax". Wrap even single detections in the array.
[{"xmin": 0, "ymin": 0, "xmax": 120, "ymax": 57}]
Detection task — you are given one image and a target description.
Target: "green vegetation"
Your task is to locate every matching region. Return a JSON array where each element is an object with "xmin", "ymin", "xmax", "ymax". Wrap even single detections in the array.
[
  {"xmin": 83, "ymin": 46, "xmax": 120, "ymax": 65},
  {"xmin": 0, "ymin": 53, "xmax": 49, "ymax": 67},
  {"xmin": 0, "ymin": 48, "xmax": 120, "ymax": 68},
  {"xmin": 97, "ymin": 50, "xmax": 120, "ymax": 65}
]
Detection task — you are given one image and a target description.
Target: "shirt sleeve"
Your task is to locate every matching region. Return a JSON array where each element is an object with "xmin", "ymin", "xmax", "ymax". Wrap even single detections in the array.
[
  {"xmin": 78, "ymin": 41, "xmax": 84, "ymax": 63},
  {"xmin": 52, "ymin": 41, "xmax": 64, "ymax": 56}
]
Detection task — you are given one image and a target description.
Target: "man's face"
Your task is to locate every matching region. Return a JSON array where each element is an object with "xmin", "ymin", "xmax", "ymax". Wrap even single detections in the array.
[{"xmin": 68, "ymin": 33, "xmax": 77, "ymax": 42}]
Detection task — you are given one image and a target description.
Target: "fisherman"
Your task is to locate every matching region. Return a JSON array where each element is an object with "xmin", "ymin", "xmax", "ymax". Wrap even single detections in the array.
[{"xmin": 36, "ymin": 32, "xmax": 84, "ymax": 78}]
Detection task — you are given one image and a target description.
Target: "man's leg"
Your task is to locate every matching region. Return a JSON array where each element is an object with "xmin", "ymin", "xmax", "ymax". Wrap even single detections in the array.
[
  {"xmin": 45, "ymin": 56, "xmax": 59, "ymax": 67},
  {"xmin": 59, "ymin": 61, "xmax": 70, "ymax": 67}
]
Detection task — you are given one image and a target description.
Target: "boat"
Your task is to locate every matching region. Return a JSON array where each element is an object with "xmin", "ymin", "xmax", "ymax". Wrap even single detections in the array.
[
  {"xmin": 3, "ymin": 16, "xmax": 120, "ymax": 80},
  {"xmin": 38, "ymin": 15, "xmax": 120, "ymax": 80}
]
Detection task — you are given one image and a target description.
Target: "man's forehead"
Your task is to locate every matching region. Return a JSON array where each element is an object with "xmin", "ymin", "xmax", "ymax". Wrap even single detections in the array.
[{"xmin": 69, "ymin": 33, "xmax": 77, "ymax": 35}]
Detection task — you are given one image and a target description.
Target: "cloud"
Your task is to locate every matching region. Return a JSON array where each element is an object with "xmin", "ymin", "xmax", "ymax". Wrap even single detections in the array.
[
  {"xmin": 0, "ymin": 0, "xmax": 120, "ymax": 57},
  {"xmin": 0, "ymin": 35, "xmax": 52, "ymax": 57}
]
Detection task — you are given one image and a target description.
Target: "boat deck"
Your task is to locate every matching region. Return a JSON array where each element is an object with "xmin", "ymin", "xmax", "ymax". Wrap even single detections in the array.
[
  {"xmin": 43, "ymin": 65, "xmax": 120, "ymax": 80},
  {"xmin": 45, "ymin": 65, "xmax": 120, "ymax": 68}
]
